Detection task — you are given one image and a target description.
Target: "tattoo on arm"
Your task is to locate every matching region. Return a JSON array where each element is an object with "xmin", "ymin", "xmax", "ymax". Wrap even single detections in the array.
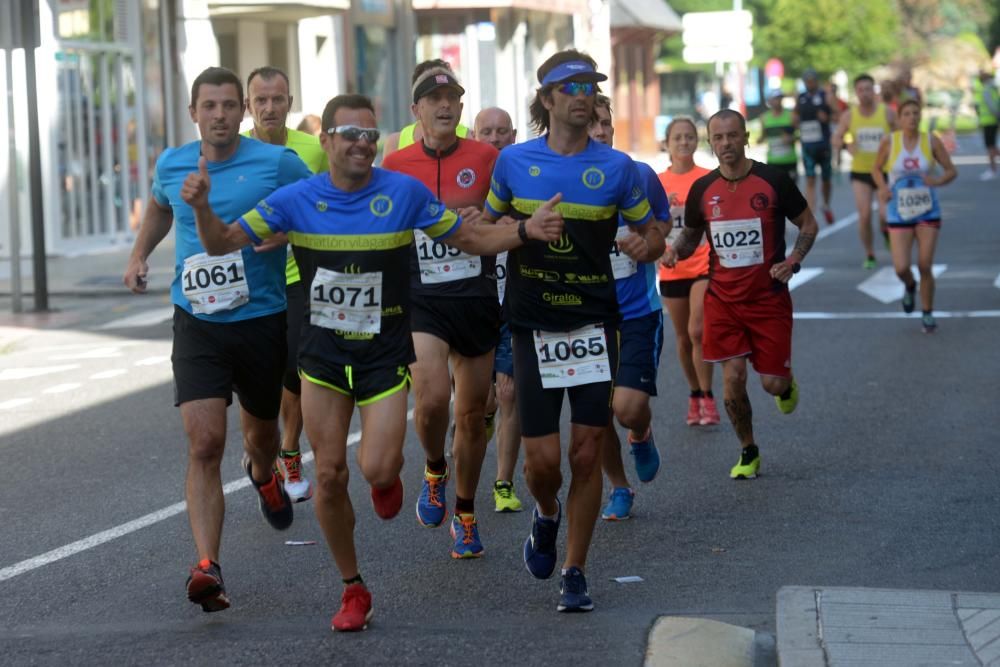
[
  {"xmin": 672, "ymin": 227, "xmax": 704, "ymax": 261},
  {"xmin": 792, "ymin": 230, "xmax": 816, "ymax": 261},
  {"xmin": 724, "ymin": 395, "xmax": 754, "ymax": 444}
]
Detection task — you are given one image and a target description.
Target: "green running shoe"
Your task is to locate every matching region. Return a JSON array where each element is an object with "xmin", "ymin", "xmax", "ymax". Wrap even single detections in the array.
[
  {"xmin": 775, "ymin": 378, "xmax": 799, "ymax": 414},
  {"xmin": 730, "ymin": 444, "xmax": 760, "ymax": 480},
  {"xmin": 493, "ymin": 480, "xmax": 523, "ymax": 513},
  {"xmin": 863, "ymin": 256, "xmax": 876, "ymax": 270}
]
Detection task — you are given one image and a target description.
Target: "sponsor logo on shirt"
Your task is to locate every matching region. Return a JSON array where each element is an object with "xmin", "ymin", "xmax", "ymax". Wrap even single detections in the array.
[
  {"xmin": 529, "ymin": 165, "xmax": 541, "ymax": 177},
  {"xmin": 751, "ymin": 193, "xmax": 769, "ymax": 211},
  {"xmin": 547, "ymin": 233, "xmax": 574, "ymax": 254},
  {"xmin": 316, "ymin": 201, "xmax": 328, "ymax": 212},
  {"xmin": 582, "ymin": 167, "xmax": 605, "ymax": 190},
  {"xmin": 370, "ymin": 194, "xmax": 393, "ymax": 217},
  {"xmin": 457, "ymin": 168, "xmax": 476, "ymax": 188},
  {"xmin": 542, "ymin": 292, "xmax": 583, "ymax": 306}
]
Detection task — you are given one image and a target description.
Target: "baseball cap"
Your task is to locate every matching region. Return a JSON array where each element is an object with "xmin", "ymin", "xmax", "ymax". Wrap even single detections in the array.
[
  {"xmin": 412, "ymin": 67, "xmax": 465, "ymax": 103},
  {"xmin": 768, "ymin": 89, "xmax": 783, "ymax": 99},
  {"xmin": 802, "ymin": 67, "xmax": 818, "ymax": 80},
  {"xmin": 540, "ymin": 60, "xmax": 608, "ymax": 86}
]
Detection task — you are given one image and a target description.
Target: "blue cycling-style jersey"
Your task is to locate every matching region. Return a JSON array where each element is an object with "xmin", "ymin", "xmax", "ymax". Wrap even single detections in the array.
[
  {"xmin": 612, "ymin": 162, "xmax": 668, "ymax": 321},
  {"xmin": 152, "ymin": 137, "xmax": 311, "ymax": 322}
]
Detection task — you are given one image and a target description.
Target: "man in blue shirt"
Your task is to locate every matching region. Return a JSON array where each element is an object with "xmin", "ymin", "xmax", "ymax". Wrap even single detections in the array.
[
  {"xmin": 123, "ymin": 67, "xmax": 312, "ymax": 614},
  {"xmin": 794, "ymin": 68, "xmax": 836, "ymax": 224}
]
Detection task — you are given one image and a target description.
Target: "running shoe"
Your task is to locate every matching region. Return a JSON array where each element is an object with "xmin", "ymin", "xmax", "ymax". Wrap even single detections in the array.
[
  {"xmin": 775, "ymin": 378, "xmax": 799, "ymax": 414},
  {"xmin": 979, "ymin": 169, "xmax": 997, "ymax": 181},
  {"xmin": 243, "ymin": 455, "xmax": 293, "ymax": 530},
  {"xmin": 186, "ymin": 559, "xmax": 230, "ymax": 612},
  {"xmin": 686, "ymin": 397, "xmax": 701, "ymax": 426},
  {"xmin": 730, "ymin": 444, "xmax": 760, "ymax": 480},
  {"xmin": 629, "ymin": 428, "xmax": 660, "ymax": 483},
  {"xmin": 822, "ymin": 206, "xmax": 834, "ymax": 225},
  {"xmin": 450, "ymin": 513, "xmax": 484, "ymax": 559},
  {"xmin": 331, "ymin": 583, "xmax": 373, "ymax": 632},
  {"xmin": 371, "ymin": 476, "xmax": 403, "ymax": 520},
  {"xmin": 921, "ymin": 313, "xmax": 937, "ymax": 333},
  {"xmin": 485, "ymin": 411, "xmax": 497, "ymax": 444},
  {"xmin": 280, "ymin": 451, "xmax": 313, "ymax": 503},
  {"xmin": 902, "ymin": 284, "xmax": 916, "ymax": 314},
  {"xmin": 699, "ymin": 396, "xmax": 721, "ymax": 425},
  {"xmin": 523, "ymin": 500, "xmax": 561, "ymax": 580},
  {"xmin": 493, "ymin": 480, "xmax": 523, "ymax": 513},
  {"xmin": 863, "ymin": 256, "xmax": 876, "ymax": 270},
  {"xmin": 600, "ymin": 487, "xmax": 634, "ymax": 521},
  {"xmin": 416, "ymin": 465, "xmax": 449, "ymax": 527},
  {"xmin": 557, "ymin": 567, "xmax": 594, "ymax": 613}
]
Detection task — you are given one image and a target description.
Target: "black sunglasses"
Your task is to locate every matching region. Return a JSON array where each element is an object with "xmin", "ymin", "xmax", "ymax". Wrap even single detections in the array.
[{"xmin": 326, "ymin": 125, "xmax": 381, "ymax": 143}]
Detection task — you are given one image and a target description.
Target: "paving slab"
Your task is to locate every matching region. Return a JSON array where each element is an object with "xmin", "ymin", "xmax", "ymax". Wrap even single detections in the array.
[{"xmin": 645, "ymin": 617, "xmax": 755, "ymax": 667}]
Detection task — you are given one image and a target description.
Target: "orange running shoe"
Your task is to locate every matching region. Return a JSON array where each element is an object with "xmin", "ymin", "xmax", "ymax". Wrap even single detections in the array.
[{"xmin": 186, "ymin": 559, "xmax": 230, "ymax": 613}]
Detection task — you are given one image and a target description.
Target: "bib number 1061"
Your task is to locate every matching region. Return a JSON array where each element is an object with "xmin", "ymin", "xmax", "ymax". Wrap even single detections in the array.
[{"xmin": 183, "ymin": 263, "xmax": 243, "ymax": 292}]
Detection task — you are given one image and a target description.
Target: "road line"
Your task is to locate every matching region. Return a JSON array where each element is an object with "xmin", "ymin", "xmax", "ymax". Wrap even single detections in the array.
[
  {"xmin": 994, "ymin": 273, "xmax": 1000, "ymax": 290},
  {"xmin": 0, "ymin": 365, "xmax": 80, "ymax": 381},
  {"xmin": 817, "ymin": 211, "xmax": 859, "ymax": 240},
  {"xmin": 794, "ymin": 309, "xmax": 1000, "ymax": 320},
  {"xmin": 90, "ymin": 369, "xmax": 128, "ymax": 380},
  {"xmin": 42, "ymin": 383, "xmax": 83, "ymax": 394},
  {"xmin": 134, "ymin": 356, "xmax": 169, "ymax": 366},
  {"xmin": 0, "ymin": 398, "xmax": 35, "ymax": 410},
  {"xmin": 857, "ymin": 264, "xmax": 947, "ymax": 304},
  {"xmin": 95, "ymin": 307, "xmax": 174, "ymax": 331},
  {"xmin": 0, "ymin": 409, "xmax": 414, "ymax": 584},
  {"xmin": 788, "ymin": 267, "xmax": 823, "ymax": 291}
]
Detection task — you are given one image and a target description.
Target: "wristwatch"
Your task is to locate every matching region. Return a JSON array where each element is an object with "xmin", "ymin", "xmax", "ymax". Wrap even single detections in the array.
[
  {"xmin": 517, "ymin": 220, "xmax": 529, "ymax": 244},
  {"xmin": 791, "ymin": 261, "xmax": 801, "ymax": 274}
]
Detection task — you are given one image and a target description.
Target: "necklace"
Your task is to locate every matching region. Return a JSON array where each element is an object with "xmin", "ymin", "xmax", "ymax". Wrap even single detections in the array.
[{"xmin": 721, "ymin": 161, "xmax": 753, "ymax": 192}]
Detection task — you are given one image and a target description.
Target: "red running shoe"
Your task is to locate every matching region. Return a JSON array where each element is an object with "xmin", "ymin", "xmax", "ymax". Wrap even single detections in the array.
[
  {"xmin": 332, "ymin": 583, "xmax": 373, "ymax": 632},
  {"xmin": 686, "ymin": 397, "xmax": 701, "ymax": 426},
  {"xmin": 822, "ymin": 206, "xmax": 834, "ymax": 225},
  {"xmin": 371, "ymin": 476, "xmax": 403, "ymax": 520},
  {"xmin": 699, "ymin": 396, "xmax": 721, "ymax": 425},
  {"xmin": 186, "ymin": 559, "xmax": 230, "ymax": 613}
]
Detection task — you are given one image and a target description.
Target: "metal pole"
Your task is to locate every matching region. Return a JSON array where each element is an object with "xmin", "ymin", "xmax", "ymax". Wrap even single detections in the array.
[
  {"xmin": 23, "ymin": 42, "xmax": 48, "ymax": 311},
  {"xmin": 5, "ymin": 48, "xmax": 22, "ymax": 313}
]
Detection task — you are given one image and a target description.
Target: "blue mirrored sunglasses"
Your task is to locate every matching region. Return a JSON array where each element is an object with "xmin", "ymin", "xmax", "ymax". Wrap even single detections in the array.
[
  {"xmin": 326, "ymin": 125, "xmax": 381, "ymax": 143},
  {"xmin": 556, "ymin": 81, "xmax": 597, "ymax": 97}
]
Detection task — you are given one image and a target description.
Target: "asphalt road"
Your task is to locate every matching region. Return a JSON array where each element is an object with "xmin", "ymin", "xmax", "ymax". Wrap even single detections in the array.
[{"xmin": 1, "ymin": 142, "xmax": 997, "ymax": 666}]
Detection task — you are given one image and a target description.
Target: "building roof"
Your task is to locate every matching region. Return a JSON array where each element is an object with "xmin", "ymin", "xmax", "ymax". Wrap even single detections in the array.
[{"xmin": 610, "ymin": 0, "xmax": 681, "ymax": 33}]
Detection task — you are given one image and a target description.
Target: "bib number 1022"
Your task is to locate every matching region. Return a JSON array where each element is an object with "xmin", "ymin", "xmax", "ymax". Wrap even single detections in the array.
[
  {"xmin": 537, "ymin": 334, "xmax": 605, "ymax": 364},
  {"xmin": 183, "ymin": 263, "xmax": 243, "ymax": 291},
  {"xmin": 312, "ymin": 284, "xmax": 378, "ymax": 308},
  {"xmin": 712, "ymin": 228, "xmax": 760, "ymax": 249}
]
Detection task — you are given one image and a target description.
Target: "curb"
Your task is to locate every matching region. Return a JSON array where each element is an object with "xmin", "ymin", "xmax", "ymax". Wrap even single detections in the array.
[{"xmin": 645, "ymin": 617, "xmax": 756, "ymax": 667}]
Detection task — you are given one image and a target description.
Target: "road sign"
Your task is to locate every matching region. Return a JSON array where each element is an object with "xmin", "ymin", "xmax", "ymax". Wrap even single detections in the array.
[
  {"xmin": 681, "ymin": 10, "xmax": 753, "ymax": 64},
  {"xmin": 683, "ymin": 44, "xmax": 753, "ymax": 64}
]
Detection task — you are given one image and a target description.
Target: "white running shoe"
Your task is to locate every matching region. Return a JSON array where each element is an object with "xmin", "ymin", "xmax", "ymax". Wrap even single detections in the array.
[
  {"xmin": 979, "ymin": 169, "xmax": 997, "ymax": 181},
  {"xmin": 280, "ymin": 452, "xmax": 313, "ymax": 503}
]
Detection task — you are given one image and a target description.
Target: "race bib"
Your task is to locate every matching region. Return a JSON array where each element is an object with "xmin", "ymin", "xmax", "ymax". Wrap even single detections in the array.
[
  {"xmin": 181, "ymin": 251, "xmax": 248, "ymax": 314},
  {"xmin": 855, "ymin": 127, "xmax": 884, "ymax": 153},
  {"xmin": 800, "ymin": 120, "xmax": 823, "ymax": 143},
  {"xmin": 609, "ymin": 226, "xmax": 637, "ymax": 280},
  {"xmin": 533, "ymin": 323, "xmax": 612, "ymax": 389},
  {"xmin": 309, "ymin": 268, "xmax": 382, "ymax": 334},
  {"xmin": 496, "ymin": 251, "xmax": 508, "ymax": 305},
  {"xmin": 415, "ymin": 229, "xmax": 481, "ymax": 284},
  {"xmin": 711, "ymin": 218, "xmax": 764, "ymax": 268},
  {"xmin": 896, "ymin": 185, "xmax": 933, "ymax": 221},
  {"xmin": 768, "ymin": 136, "xmax": 794, "ymax": 159}
]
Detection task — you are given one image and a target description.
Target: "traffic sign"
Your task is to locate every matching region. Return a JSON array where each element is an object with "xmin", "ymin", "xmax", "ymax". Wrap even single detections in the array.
[{"xmin": 681, "ymin": 10, "xmax": 753, "ymax": 64}]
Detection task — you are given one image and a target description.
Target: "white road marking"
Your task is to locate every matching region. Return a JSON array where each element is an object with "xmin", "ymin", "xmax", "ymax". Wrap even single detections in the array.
[
  {"xmin": 89, "ymin": 369, "xmax": 128, "ymax": 380},
  {"xmin": 95, "ymin": 307, "xmax": 174, "ymax": 331},
  {"xmin": 857, "ymin": 264, "xmax": 947, "ymax": 304},
  {"xmin": 50, "ymin": 347, "xmax": 124, "ymax": 361},
  {"xmin": 134, "ymin": 356, "xmax": 169, "ymax": 366},
  {"xmin": 795, "ymin": 309, "xmax": 1000, "ymax": 320},
  {"xmin": 42, "ymin": 383, "xmax": 83, "ymax": 394},
  {"xmin": 994, "ymin": 273, "xmax": 1000, "ymax": 290},
  {"xmin": 0, "ymin": 398, "xmax": 35, "ymax": 410},
  {"xmin": 816, "ymin": 211, "xmax": 859, "ymax": 240},
  {"xmin": 0, "ymin": 409, "xmax": 415, "ymax": 583},
  {"xmin": 0, "ymin": 364, "xmax": 80, "ymax": 381},
  {"xmin": 788, "ymin": 267, "xmax": 823, "ymax": 291}
]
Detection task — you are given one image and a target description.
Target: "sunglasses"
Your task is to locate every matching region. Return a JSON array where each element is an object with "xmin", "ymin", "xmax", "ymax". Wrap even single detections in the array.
[
  {"xmin": 556, "ymin": 81, "xmax": 597, "ymax": 97},
  {"xmin": 326, "ymin": 125, "xmax": 381, "ymax": 143}
]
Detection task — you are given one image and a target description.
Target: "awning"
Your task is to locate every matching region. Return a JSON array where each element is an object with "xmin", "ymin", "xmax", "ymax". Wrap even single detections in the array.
[
  {"xmin": 411, "ymin": 0, "xmax": 589, "ymax": 14},
  {"xmin": 208, "ymin": 1, "xmax": 350, "ymax": 21},
  {"xmin": 610, "ymin": 0, "xmax": 681, "ymax": 33}
]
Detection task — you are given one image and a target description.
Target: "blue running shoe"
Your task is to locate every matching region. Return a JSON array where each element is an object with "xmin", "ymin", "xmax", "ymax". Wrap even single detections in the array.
[
  {"xmin": 600, "ymin": 487, "xmax": 634, "ymax": 521},
  {"xmin": 523, "ymin": 500, "xmax": 561, "ymax": 580},
  {"xmin": 416, "ymin": 465, "xmax": 448, "ymax": 527},
  {"xmin": 450, "ymin": 513, "xmax": 484, "ymax": 559},
  {"xmin": 629, "ymin": 428, "xmax": 660, "ymax": 483},
  {"xmin": 557, "ymin": 567, "xmax": 594, "ymax": 612}
]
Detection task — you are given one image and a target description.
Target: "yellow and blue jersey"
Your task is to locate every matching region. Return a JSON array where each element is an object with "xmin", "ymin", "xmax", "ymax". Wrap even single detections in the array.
[
  {"xmin": 486, "ymin": 136, "xmax": 652, "ymax": 331},
  {"xmin": 152, "ymin": 137, "xmax": 311, "ymax": 322},
  {"xmin": 239, "ymin": 168, "xmax": 459, "ymax": 367},
  {"xmin": 615, "ymin": 162, "xmax": 668, "ymax": 321}
]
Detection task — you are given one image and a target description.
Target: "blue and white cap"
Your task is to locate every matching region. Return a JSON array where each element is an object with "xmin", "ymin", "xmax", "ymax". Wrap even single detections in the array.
[{"xmin": 540, "ymin": 60, "xmax": 608, "ymax": 86}]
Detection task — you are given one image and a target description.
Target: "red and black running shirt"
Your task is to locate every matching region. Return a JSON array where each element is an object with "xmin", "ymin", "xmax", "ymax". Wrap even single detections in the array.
[
  {"xmin": 382, "ymin": 138, "xmax": 499, "ymax": 299},
  {"xmin": 684, "ymin": 161, "xmax": 807, "ymax": 303}
]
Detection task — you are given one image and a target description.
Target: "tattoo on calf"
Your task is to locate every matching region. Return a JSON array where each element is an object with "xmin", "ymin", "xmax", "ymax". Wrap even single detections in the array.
[{"xmin": 724, "ymin": 395, "xmax": 754, "ymax": 444}]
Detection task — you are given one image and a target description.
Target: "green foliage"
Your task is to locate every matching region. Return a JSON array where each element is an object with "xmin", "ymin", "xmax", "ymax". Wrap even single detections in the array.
[{"xmin": 755, "ymin": 0, "xmax": 898, "ymax": 77}]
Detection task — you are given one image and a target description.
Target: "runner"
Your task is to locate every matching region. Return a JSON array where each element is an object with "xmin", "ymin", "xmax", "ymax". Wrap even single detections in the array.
[
  {"xmin": 483, "ymin": 49, "xmax": 659, "ymax": 612},
  {"xmin": 473, "ymin": 105, "xmax": 524, "ymax": 513},
  {"xmin": 794, "ymin": 68, "xmax": 835, "ymax": 224},
  {"xmin": 871, "ymin": 99, "xmax": 957, "ymax": 333},
  {"xmin": 832, "ymin": 73, "xmax": 897, "ymax": 269},
  {"xmin": 588, "ymin": 95, "xmax": 668, "ymax": 522},
  {"xmin": 669, "ymin": 109, "xmax": 819, "ymax": 480},
  {"xmin": 381, "ymin": 63, "xmax": 501, "ymax": 558},
  {"xmin": 658, "ymin": 117, "xmax": 719, "ymax": 429},
  {"xmin": 972, "ymin": 70, "xmax": 999, "ymax": 181},
  {"xmin": 186, "ymin": 93, "xmax": 564, "ymax": 631},
  {"xmin": 759, "ymin": 89, "xmax": 798, "ymax": 183},
  {"xmin": 244, "ymin": 65, "xmax": 329, "ymax": 503},
  {"xmin": 122, "ymin": 66, "xmax": 312, "ymax": 613},
  {"xmin": 382, "ymin": 60, "xmax": 469, "ymax": 160}
]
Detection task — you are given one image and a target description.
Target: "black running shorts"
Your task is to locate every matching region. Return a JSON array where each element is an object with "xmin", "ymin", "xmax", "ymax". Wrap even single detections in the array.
[
  {"xmin": 284, "ymin": 281, "xmax": 306, "ymax": 394},
  {"xmin": 411, "ymin": 296, "xmax": 501, "ymax": 358}
]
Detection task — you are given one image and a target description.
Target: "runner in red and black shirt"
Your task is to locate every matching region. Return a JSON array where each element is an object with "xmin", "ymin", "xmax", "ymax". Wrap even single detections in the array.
[{"xmin": 669, "ymin": 109, "xmax": 818, "ymax": 481}]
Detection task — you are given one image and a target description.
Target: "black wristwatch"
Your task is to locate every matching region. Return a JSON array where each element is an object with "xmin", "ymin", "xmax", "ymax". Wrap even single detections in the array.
[
  {"xmin": 517, "ymin": 220, "xmax": 529, "ymax": 244},
  {"xmin": 791, "ymin": 261, "xmax": 801, "ymax": 274}
]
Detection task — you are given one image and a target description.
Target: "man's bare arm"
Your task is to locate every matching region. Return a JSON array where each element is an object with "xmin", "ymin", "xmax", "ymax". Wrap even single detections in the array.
[
  {"xmin": 671, "ymin": 226, "xmax": 705, "ymax": 261},
  {"xmin": 123, "ymin": 198, "xmax": 173, "ymax": 293}
]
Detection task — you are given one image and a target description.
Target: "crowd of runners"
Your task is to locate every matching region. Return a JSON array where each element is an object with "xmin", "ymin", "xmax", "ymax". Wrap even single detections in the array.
[{"xmin": 122, "ymin": 50, "xmax": 987, "ymax": 631}]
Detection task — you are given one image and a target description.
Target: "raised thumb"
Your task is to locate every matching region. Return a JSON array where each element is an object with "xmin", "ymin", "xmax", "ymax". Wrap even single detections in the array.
[
  {"xmin": 198, "ymin": 156, "xmax": 209, "ymax": 180},
  {"xmin": 544, "ymin": 192, "xmax": 563, "ymax": 210}
]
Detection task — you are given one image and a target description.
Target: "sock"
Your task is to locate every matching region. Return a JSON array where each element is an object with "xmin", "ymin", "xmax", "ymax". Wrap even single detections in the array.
[
  {"xmin": 690, "ymin": 389, "xmax": 704, "ymax": 399},
  {"xmin": 780, "ymin": 385, "xmax": 793, "ymax": 401},
  {"xmin": 742, "ymin": 443, "xmax": 759, "ymax": 459},
  {"xmin": 426, "ymin": 456, "xmax": 447, "ymax": 475},
  {"xmin": 455, "ymin": 495, "xmax": 475, "ymax": 515},
  {"xmin": 906, "ymin": 282, "xmax": 916, "ymax": 293},
  {"xmin": 922, "ymin": 310, "xmax": 932, "ymax": 317},
  {"xmin": 495, "ymin": 479, "xmax": 512, "ymax": 488},
  {"xmin": 704, "ymin": 390, "xmax": 714, "ymax": 399},
  {"xmin": 343, "ymin": 574, "xmax": 364, "ymax": 586},
  {"xmin": 536, "ymin": 504, "xmax": 559, "ymax": 522},
  {"xmin": 280, "ymin": 449, "xmax": 299, "ymax": 459}
]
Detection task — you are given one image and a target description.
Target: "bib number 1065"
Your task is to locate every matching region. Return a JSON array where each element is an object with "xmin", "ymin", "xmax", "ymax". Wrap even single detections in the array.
[
  {"xmin": 533, "ymin": 323, "xmax": 612, "ymax": 388},
  {"xmin": 536, "ymin": 335, "xmax": 605, "ymax": 363}
]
